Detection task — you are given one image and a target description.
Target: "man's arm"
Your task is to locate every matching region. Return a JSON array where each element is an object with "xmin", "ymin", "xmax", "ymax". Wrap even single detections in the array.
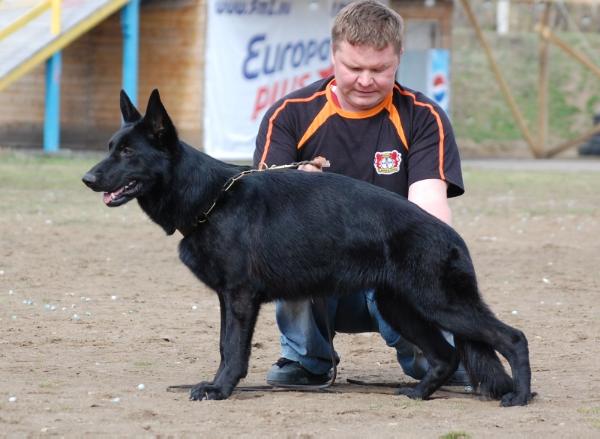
[{"xmin": 408, "ymin": 178, "xmax": 452, "ymax": 225}]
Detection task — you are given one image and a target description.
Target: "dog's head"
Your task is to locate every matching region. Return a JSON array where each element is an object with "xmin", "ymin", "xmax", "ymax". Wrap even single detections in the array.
[{"xmin": 82, "ymin": 89, "xmax": 178, "ymax": 207}]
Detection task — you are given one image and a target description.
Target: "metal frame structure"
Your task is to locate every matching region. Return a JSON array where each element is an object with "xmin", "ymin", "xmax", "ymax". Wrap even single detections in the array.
[{"xmin": 459, "ymin": 0, "xmax": 600, "ymax": 158}]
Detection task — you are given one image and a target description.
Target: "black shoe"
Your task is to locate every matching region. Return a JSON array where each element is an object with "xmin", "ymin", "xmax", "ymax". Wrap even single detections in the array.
[
  {"xmin": 266, "ymin": 358, "xmax": 331, "ymax": 387},
  {"xmin": 445, "ymin": 368, "xmax": 474, "ymax": 392}
]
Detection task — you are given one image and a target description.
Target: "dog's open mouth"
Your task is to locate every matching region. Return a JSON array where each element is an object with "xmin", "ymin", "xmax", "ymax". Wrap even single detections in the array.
[{"xmin": 103, "ymin": 180, "xmax": 142, "ymax": 207}]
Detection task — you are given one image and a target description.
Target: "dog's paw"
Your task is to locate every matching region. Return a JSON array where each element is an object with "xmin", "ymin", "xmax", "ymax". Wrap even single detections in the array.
[
  {"xmin": 395, "ymin": 387, "xmax": 424, "ymax": 400},
  {"xmin": 500, "ymin": 391, "xmax": 534, "ymax": 407},
  {"xmin": 189, "ymin": 382, "xmax": 227, "ymax": 401}
]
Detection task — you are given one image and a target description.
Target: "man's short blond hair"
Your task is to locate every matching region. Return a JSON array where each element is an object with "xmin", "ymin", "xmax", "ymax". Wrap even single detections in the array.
[{"xmin": 331, "ymin": 0, "xmax": 404, "ymax": 55}]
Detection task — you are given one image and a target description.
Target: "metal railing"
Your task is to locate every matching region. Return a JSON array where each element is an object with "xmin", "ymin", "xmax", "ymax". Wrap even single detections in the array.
[{"xmin": 0, "ymin": 0, "xmax": 61, "ymax": 41}]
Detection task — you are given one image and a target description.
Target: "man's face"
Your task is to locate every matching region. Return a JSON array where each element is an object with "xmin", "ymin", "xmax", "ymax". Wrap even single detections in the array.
[{"xmin": 331, "ymin": 40, "xmax": 400, "ymax": 112}]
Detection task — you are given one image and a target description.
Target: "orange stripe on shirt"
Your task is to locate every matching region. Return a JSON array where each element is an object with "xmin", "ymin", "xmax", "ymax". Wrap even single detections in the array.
[
  {"xmin": 297, "ymin": 99, "xmax": 337, "ymax": 150},
  {"xmin": 259, "ymin": 90, "xmax": 327, "ymax": 167},
  {"xmin": 395, "ymin": 85, "xmax": 446, "ymax": 181},
  {"xmin": 386, "ymin": 101, "xmax": 408, "ymax": 151}
]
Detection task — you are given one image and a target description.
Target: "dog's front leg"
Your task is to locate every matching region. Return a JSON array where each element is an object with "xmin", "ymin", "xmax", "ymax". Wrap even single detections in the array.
[
  {"xmin": 213, "ymin": 291, "xmax": 227, "ymax": 380},
  {"xmin": 190, "ymin": 291, "xmax": 260, "ymax": 401},
  {"xmin": 190, "ymin": 292, "xmax": 227, "ymax": 393}
]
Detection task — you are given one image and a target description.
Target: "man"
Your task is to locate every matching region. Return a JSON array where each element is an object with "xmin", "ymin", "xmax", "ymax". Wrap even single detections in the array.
[{"xmin": 253, "ymin": 0, "xmax": 466, "ymax": 387}]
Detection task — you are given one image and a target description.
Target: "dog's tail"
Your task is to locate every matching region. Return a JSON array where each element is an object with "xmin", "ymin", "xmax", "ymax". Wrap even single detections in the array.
[{"xmin": 456, "ymin": 338, "xmax": 513, "ymax": 399}]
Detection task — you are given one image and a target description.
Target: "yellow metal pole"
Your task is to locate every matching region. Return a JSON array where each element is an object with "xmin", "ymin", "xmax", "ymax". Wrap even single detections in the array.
[
  {"xmin": 51, "ymin": 0, "xmax": 61, "ymax": 35},
  {"xmin": 0, "ymin": 0, "xmax": 52, "ymax": 41},
  {"xmin": 458, "ymin": 0, "xmax": 539, "ymax": 157}
]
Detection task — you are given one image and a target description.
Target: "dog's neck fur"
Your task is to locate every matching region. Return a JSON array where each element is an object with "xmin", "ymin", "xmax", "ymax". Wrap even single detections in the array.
[{"xmin": 137, "ymin": 141, "xmax": 244, "ymax": 236}]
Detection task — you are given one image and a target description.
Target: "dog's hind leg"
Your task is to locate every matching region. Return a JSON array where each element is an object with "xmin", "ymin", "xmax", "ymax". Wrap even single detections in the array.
[
  {"xmin": 190, "ymin": 290, "xmax": 261, "ymax": 401},
  {"xmin": 473, "ymin": 318, "xmax": 531, "ymax": 407},
  {"xmin": 374, "ymin": 291, "xmax": 459, "ymax": 400},
  {"xmin": 433, "ymin": 304, "xmax": 532, "ymax": 406}
]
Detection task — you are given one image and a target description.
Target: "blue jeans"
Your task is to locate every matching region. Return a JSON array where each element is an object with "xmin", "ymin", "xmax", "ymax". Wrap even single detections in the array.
[{"xmin": 276, "ymin": 290, "xmax": 437, "ymax": 378}]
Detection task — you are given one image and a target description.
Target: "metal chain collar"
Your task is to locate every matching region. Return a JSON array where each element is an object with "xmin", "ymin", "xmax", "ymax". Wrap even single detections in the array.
[{"xmin": 194, "ymin": 160, "xmax": 326, "ymax": 226}]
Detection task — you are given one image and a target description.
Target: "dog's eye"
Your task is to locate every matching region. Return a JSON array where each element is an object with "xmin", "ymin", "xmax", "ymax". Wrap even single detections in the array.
[{"xmin": 120, "ymin": 146, "xmax": 134, "ymax": 157}]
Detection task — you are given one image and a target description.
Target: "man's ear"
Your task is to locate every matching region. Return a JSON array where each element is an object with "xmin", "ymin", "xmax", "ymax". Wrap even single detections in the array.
[
  {"xmin": 120, "ymin": 90, "xmax": 142, "ymax": 124},
  {"xmin": 143, "ymin": 89, "xmax": 177, "ymax": 144}
]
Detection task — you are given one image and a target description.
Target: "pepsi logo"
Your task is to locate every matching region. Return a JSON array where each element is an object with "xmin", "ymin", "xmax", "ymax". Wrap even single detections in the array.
[{"xmin": 432, "ymin": 73, "xmax": 447, "ymax": 104}]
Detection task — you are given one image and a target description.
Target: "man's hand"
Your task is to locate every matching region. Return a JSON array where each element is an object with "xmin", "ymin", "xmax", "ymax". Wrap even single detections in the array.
[{"xmin": 298, "ymin": 156, "xmax": 330, "ymax": 172}]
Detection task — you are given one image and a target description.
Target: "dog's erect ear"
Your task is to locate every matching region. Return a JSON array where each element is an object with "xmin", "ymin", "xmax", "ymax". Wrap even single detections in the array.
[
  {"xmin": 120, "ymin": 89, "xmax": 142, "ymax": 124},
  {"xmin": 143, "ymin": 89, "xmax": 177, "ymax": 148}
]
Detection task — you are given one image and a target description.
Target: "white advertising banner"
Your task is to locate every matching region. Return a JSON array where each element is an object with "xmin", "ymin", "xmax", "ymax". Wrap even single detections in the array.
[{"xmin": 204, "ymin": 1, "xmax": 353, "ymax": 160}]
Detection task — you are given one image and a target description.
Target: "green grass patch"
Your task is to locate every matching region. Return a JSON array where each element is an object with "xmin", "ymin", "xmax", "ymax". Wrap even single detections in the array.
[
  {"xmin": 578, "ymin": 407, "xmax": 600, "ymax": 416},
  {"xmin": 440, "ymin": 432, "xmax": 471, "ymax": 439},
  {"xmin": 452, "ymin": 29, "xmax": 600, "ymax": 145},
  {"xmin": 0, "ymin": 150, "xmax": 101, "ymax": 190},
  {"xmin": 578, "ymin": 407, "xmax": 600, "ymax": 430},
  {"xmin": 133, "ymin": 361, "xmax": 154, "ymax": 368},
  {"xmin": 463, "ymin": 168, "xmax": 600, "ymax": 196}
]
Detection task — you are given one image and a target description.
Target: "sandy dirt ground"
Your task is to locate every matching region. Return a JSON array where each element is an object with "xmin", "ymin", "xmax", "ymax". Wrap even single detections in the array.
[{"xmin": 1, "ymin": 155, "xmax": 599, "ymax": 438}]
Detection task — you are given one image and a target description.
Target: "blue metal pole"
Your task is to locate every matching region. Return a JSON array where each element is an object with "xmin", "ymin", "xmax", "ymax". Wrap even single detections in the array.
[
  {"xmin": 43, "ymin": 52, "xmax": 62, "ymax": 153},
  {"xmin": 121, "ymin": 0, "xmax": 140, "ymax": 106}
]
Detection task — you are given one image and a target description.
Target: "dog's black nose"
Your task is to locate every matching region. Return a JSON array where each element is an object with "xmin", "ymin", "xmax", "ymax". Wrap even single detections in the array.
[{"xmin": 82, "ymin": 172, "xmax": 97, "ymax": 188}]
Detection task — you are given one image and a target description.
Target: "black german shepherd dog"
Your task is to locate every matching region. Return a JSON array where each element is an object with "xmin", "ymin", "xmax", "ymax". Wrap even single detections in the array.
[{"xmin": 82, "ymin": 90, "xmax": 533, "ymax": 406}]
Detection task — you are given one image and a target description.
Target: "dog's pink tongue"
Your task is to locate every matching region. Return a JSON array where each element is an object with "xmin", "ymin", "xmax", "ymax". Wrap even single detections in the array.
[
  {"xmin": 103, "ymin": 187, "xmax": 125, "ymax": 205},
  {"xmin": 103, "ymin": 192, "xmax": 112, "ymax": 205}
]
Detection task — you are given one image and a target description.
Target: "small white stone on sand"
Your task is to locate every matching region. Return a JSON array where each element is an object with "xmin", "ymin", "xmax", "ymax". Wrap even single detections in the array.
[
  {"xmin": 111, "ymin": 397, "xmax": 121, "ymax": 403},
  {"xmin": 8, "ymin": 396, "xmax": 16, "ymax": 403},
  {"xmin": 111, "ymin": 295, "xmax": 118, "ymax": 300},
  {"xmin": 9, "ymin": 289, "xmax": 14, "ymax": 295},
  {"xmin": 0, "ymin": 270, "xmax": 4, "ymax": 275},
  {"xmin": 542, "ymin": 278, "xmax": 550, "ymax": 284},
  {"xmin": 72, "ymin": 314, "xmax": 80, "ymax": 321},
  {"xmin": 137, "ymin": 384, "xmax": 145, "ymax": 390},
  {"xmin": 192, "ymin": 305, "xmax": 198, "ymax": 310},
  {"xmin": 511, "ymin": 310, "xmax": 518, "ymax": 315}
]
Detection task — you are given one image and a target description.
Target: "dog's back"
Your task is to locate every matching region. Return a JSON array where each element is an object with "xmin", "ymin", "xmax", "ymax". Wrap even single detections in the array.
[{"xmin": 178, "ymin": 168, "xmax": 463, "ymax": 296}]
